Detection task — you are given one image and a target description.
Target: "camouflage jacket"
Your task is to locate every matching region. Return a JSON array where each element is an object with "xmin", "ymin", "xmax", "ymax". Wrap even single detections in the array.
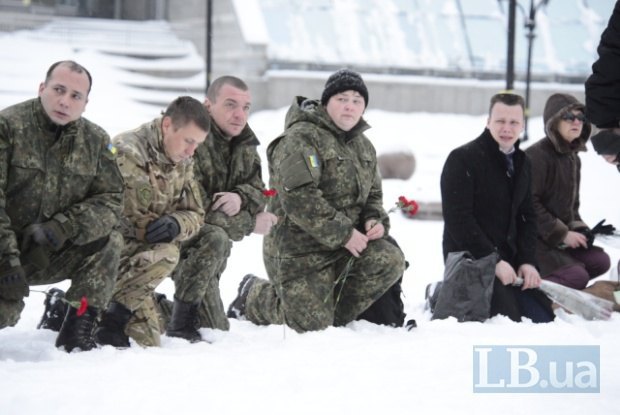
[
  {"xmin": 114, "ymin": 117, "xmax": 204, "ymax": 243},
  {"xmin": 0, "ymin": 98, "xmax": 124, "ymax": 264},
  {"xmin": 264, "ymin": 97, "xmax": 388, "ymax": 257},
  {"xmin": 193, "ymin": 121, "xmax": 266, "ymax": 241}
]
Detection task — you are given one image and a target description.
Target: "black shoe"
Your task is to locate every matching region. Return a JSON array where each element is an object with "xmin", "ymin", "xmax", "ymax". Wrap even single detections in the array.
[
  {"xmin": 94, "ymin": 301, "xmax": 132, "ymax": 348},
  {"xmin": 166, "ymin": 299, "xmax": 202, "ymax": 343},
  {"xmin": 37, "ymin": 288, "xmax": 68, "ymax": 332},
  {"xmin": 55, "ymin": 305, "xmax": 98, "ymax": 353},
  {"xmin": 226, "ymin": 274, "xmax": 258, "ymax": 319}
]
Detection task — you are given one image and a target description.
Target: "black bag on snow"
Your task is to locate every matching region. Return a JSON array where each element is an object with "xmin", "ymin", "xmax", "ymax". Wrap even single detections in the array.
[
  {"xmin": 357, "ymin": 235, "xmax": 409, "ymax": 327},
  {"xmin": 431, "ymin": 250, "xmax": 498, "ymax": 322}
]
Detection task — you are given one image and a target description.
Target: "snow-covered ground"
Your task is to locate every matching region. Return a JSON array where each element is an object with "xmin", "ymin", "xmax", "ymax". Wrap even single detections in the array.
[{"xmin": 1, "ymin": 21, "xmax": 620, "ymax": 415}]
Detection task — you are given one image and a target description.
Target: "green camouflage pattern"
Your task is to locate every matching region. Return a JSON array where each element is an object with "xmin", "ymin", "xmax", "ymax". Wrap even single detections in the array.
[
  {"xmin": 0, "ymin": 98, "xmax": 124, "ymax": 327},
  {"xmin": 0, "ymin": 231, "xmax": 124, "ymax": 328},
  {"xmin": 110, "ymin": 118, "xmax": 205, "ymax": 345},
  {"xmin": 0, "ymin": 98, "xmax": 124, "ymax": 264},
  {"xmin": 162, "ymin": 122, "xmax": 267, "ymax": 331},
  {"xmin": 192, "ymin": 122, "xmax": 267, "ymax": 241},
  {"xmin": 264, "ymin": 97, "xmax": 389, "ymax": 256},
  {"xmin": 245, "ymin": 97, "xmax": 404, "ymax": 332},
  {"xmin": 169, "ymin": 223, "xmax": 232, "ymax": 330}
]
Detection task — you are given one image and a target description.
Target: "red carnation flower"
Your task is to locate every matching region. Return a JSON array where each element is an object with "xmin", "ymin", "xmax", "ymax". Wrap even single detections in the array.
[
  {"xmin": 76, "ymin": 296, "xmax": 88, "ymax": 316},
  {"xmin": 262, "ymin": 188, "xmax": 278, "ymax": 197}
]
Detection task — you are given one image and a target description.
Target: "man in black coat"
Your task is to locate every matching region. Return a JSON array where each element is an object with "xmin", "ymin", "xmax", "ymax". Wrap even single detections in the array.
[
  {"xmin": 586, "ymin": 2, "xmax": 620, "ymax": 171},
  {"xmin": 586, "ymin": 0, "xmax": 620, "ymax": 130},
  {"xmin": 440, "ymin": 93, "xmax": 553, "ymax": 323}
]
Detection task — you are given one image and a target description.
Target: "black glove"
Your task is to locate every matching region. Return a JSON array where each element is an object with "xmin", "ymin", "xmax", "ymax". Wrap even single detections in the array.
[
  {"xmin": 0, "ymin": 259, "xmax": 29, "ymax": 301},
  {"xmin": 590, "ymin": 219, "xmax": 616, "ymax": 235},
  {"xmin": 20, "ymin": 245, "xmax": 51, "ymax": 270},
  {"xmin": 21, "ymin": 219, "xmax": 70, "ymax": 253},
  {"xmin": 145, "ymin": 215, "xmax": 180, "ymax": 244}
]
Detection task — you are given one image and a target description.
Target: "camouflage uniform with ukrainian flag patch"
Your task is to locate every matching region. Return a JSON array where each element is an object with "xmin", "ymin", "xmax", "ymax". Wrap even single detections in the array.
[
  {"xmin": 0, "ymin": 98, "xmax": 124, "ymax": 327},
  {"xmin": 244, "ymin": 97, "xmax": 405, "ymax": 332},
  {"xmin": 113, "ymin": 117, "xmax": 205, "ymax": 346},
  {"xmin": 157, "ymin": 122, "xmax": 267, "ymax": 331}
]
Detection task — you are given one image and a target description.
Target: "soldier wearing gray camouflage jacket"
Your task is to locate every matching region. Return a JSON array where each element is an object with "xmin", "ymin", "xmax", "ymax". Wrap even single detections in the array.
[
  {"xmin": 0, "ymin": 61, "xmax": 124, "ymax": 352},
  {"xmin": 228, "ymin": 69, "xmax": 405, "ymax": 332},
  {"xmin": 157, "ymin": 77, "xmax": 277, "ymax": 334},
  {"xmin": 93, "ymin": 96, "xmax": 209, "ymax": 347}
]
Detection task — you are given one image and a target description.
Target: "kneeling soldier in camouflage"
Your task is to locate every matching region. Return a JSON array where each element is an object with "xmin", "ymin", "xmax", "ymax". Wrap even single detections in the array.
[
  {"xmin": 0, "ymin": 61, "xmax": 124, "ymax": 352},
  {"xmin": 93, "ymin": 96, "xmax": 209, "ymax": 347},
  {"xmin": 229, "ymin": 69, "xmax": 405, "ymax": 332}
]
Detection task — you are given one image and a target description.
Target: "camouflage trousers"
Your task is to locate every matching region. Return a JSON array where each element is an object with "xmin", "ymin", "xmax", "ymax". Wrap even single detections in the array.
[
  {"xmin": 112, "ymin": 240, "xmax": 179, "ymax": 347},
  {"xmin": 0, "ymin": 231, "xmax": 123, "ymax": 329},
  {"xmin": 158, "ymin": 224, "xmax": 232, "ymax": 331},
  {"xmin": 246, "ymin": 238, "xmax": 406, "ymax": 332}
]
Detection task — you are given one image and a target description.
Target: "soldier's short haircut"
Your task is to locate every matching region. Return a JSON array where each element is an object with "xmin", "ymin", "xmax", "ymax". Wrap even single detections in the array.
[
  {"xmin": 45, "ymin": 60, "xmax": 93, "ymax": 94},
  {"xmin": 163, "ymin": 96, "xmax": 211, "ymax": 132},
  {"xmin": 206, "ymin": 76, "xmax": 249, "ymax": 102},
  {"xmin": 489, "ymin": 92, "xmax": 525, "ymax": 115}
]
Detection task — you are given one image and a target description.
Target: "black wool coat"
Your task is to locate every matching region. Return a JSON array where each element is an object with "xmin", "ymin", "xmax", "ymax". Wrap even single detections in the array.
[
  {"xmin": 585, "ymin": 0, "xmax": 620, "ymax": 128},
  {"xmin": 440, "ymin": 129, "xmax": 538, "ymax": 269}
]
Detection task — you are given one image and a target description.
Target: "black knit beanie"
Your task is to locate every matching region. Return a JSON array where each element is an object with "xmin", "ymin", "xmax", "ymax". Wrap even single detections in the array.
[{"xmin": 320, "ymin": 69, "xmax": 369, "ymax": 107}]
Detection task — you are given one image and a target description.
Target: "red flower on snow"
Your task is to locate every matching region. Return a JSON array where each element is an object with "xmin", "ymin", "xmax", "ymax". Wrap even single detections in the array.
[
  {"xmin": 262, "ymin": 188, "xmax": 278, "ymax": 197},
  {"xmin": 396, "ymin": 196, "xmax": 419, "ymax": 217}
]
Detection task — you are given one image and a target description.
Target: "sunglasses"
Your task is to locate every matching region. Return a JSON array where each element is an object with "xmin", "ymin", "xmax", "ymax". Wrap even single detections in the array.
[{"xmin": 560, "ymin": 112, "xmax": 587, "ymax": 122}]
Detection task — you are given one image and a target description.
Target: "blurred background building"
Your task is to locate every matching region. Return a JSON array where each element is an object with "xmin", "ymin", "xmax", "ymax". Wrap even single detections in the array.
[{"xmin": 0, "ymin": 0, "xmax": 615, "ymax": 115}]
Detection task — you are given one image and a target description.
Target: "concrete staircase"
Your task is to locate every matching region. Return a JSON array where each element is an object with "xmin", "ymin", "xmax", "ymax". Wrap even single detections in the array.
[{"xmin": 0, "ymin": 16, "xmax": 205, "ymax": 109}]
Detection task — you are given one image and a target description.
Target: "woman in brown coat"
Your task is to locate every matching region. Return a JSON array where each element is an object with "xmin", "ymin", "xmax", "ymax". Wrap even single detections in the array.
[{"xmin": 525, "ymin": 93, "xmax": 610, "ymax": 289}]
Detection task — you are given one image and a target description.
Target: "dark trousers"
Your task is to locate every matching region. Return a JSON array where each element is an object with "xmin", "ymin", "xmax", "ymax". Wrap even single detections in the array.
[
  {"xmin": 544, "ymin": 247, "xmax": 611, "ymax": 290},
  {"xmin": 490, "ymin": 278, "xmax": 554, "ymax": 323}
]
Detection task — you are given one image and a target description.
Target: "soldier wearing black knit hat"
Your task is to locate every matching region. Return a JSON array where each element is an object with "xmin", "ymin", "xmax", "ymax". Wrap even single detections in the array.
[
  {"xmin": 321, "ymin": 68, "xmax": 369, "ymax": 108},
  {"xmin": 227, "ymin": 68, "xmax": 408, "ymax": 332}
]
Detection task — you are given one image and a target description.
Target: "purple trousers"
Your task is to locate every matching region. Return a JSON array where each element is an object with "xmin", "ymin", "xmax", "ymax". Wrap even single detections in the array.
[{"xmin": 543, "ymin": 247, "xmax": 611, "ymax": 289}]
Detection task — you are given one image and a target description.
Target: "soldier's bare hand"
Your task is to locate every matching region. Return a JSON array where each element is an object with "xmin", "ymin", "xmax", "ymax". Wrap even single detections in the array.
[
  {"xmin": 495, "ymin": 260, "xmax": 517, "ymax": 286},
  {"xmin": 517, "ymin": 263, "xmax": 541, "ymax": 290},
  {"xmin": 254, "ymin": 212, "xmax": 278, "ymax": 235},
  {"xmin": 365, "ymin": 219, "xmax": 384, "ymax": 240},
  {"xmin": 211, "ymin": 192, "xmax": 242, "ymax": 216},
  {"xmin": 344, "ymin": 229, "xmax": 368, "ymax": 258}
]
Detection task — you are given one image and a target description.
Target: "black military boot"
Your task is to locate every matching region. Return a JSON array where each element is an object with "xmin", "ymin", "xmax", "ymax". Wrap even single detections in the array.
[
  {"xmin": 55, "ymin": 304, "xmax": 99, "ymax": 353},
  {"xmin": 166, "ymin": 298, "xmax": 201, "ymax": 343},
  {"xmin": 93, "ymin": 301, "xmax": 133, "ymax": 348},
  {"xmin": 37, "ymin": 288, "xmax": 68, "ymax": 332},
  {"xmin": 227, "ymin": 274, "xmax": 258, "ymax": 319}
]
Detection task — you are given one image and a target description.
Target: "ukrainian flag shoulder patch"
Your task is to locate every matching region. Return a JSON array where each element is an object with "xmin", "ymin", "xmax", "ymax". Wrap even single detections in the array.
[
  {"xmin": 308, "ymin": 154, "xmax": 319, "ymax": 168},
  {"xmin": 103, "ymin": 143, "xmax": 118, "ymax": 160}
]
